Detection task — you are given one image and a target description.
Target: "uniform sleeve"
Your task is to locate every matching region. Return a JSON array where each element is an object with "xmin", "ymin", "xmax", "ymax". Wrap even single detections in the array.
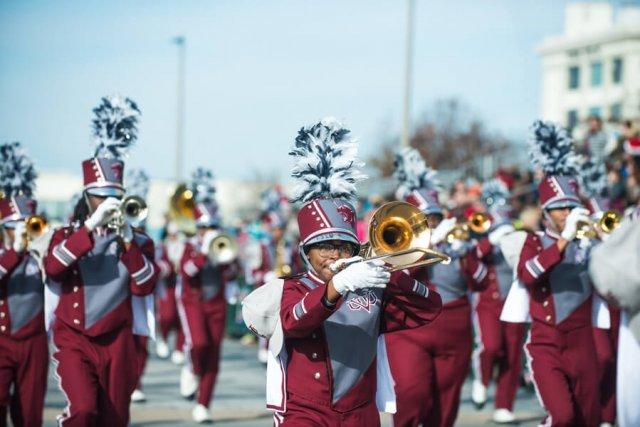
[
  {"xmin": 0, "ymin": 249, "xmax": 23, "ymax": 284},
  {"xmin": 180, "ymin": 243, "xmax": 208, "ymax": 279},
  {"xmin": 517, "ymin": 233, "xmax": 563, "ymax": 288},
  {"xmin": 121, "ymin": 234, "xmax": 159, "ymax": 296},
  {"xmin": 280, "ymin": 280, "xmax": 340, "ymax": 338},
  {"xmin": 381, "ymin": 269, "xmax": 442, "ymax": 333},
  {"xmin": 475, "ymin": 237, "xmax": 493, "ymax": 260},
  {"xmin": 44, "ymin": 227, "xmax": 93, "ymax": 281},
  {"xmin": 156, "ymin": 246, "xmax": 174, "ymax": 280},
  {"xmin": 461, "ymin": 248, "xmax": 490, "ymax": 291}
]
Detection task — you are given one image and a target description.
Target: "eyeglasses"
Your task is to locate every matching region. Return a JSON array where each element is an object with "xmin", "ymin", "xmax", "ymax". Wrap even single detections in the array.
[{"xmin": 312, "ymin": 242, "xmax": 356, "ymax": 257}]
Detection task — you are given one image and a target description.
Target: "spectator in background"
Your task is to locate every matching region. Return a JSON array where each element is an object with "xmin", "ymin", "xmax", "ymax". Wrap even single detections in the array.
[{"xmin": 580, "ymin": 115, "xmax": 608, "ymax": 163}]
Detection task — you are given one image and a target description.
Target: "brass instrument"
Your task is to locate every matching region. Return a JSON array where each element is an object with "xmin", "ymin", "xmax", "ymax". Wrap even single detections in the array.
[
  {"xmin": 445, "ymin": 212, "xmax": 492, "ymax": 243},
  {"xmin": 337, "ymin": 201, "xmax": 450, "ymax": 273},
  {"xmin": 108, "ymin": 196, "xmax": 148, "ymax": 233},
  {"xmin": 169, "ymin": 184, "xmax": 196, "ymax": 235},
  {"xmin": 274, "ymin": 238, "xmax": 292, "ymax": 277},
  {"xmin": 25, "ymin": 215, "xmax": 48, "ymax": 239},
  {"xmin": 207, "ymin": 232, "xmax": 238, "ymax": 265},
  {"xmin": 576, "ymin": 210, "xmax": 621, "ymax": 240}
]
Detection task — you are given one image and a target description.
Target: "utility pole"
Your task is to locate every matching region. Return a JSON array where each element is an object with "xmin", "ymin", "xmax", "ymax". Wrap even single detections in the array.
[
  {"xmin": 401, "ymin": 0, "xmax": 415, "ymax": 147},
  {"xmin": 173, "ymin": 36, "xmax": 186, "ymax": 182}
]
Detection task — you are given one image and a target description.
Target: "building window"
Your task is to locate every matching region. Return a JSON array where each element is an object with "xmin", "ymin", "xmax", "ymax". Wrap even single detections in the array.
[
  {"xmin": 591, "ymin": 61, "xmax": 602, "ymax": 87},
  {"xmin": 567, "ymin": 110, "xmax": 578, "ymax": 129},
  {"xmin": 612, "ymin": 58, "xmax": 623, "ymax": 83},
  {"xmin": 610, "ymin": 103, "xmax": 622, "ymax": 122},
  {"xmin": 568, "ymin": 66, "xmax": 580, "ymax": 89},
  {"xmin": 589, "ymin": 106, "xmax": 602, "ymax": 118}
]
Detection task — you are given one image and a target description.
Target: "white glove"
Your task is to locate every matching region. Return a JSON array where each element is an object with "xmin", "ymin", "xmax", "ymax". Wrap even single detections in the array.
[
  {"xmin": 331, "ymin": 258, "xmax": 390, "ymax": 295},
  {"xmin": 12, "ymin": 222, "xmax": 27, "ymax": 252},
  {"xmin": 121, "ymin": 223, "xmax": 134, "ymax": 244},
  {"xmin": 85, "ymin": 197, "xmax": 120, "ymax": 231},
  {"xmin": 560, "ymin": 207, "xmax": 591, "ymax": 241},
  {"xmin": 488, "ymin": 224, "xmax": 515, "ymax": 245},
  {"xmin": 430, "ymin": 218, "xmax": 457, "ymax": 245},
  {"xmin": 200, "ymin": 230, "xmax": 219, "ymax": 255}
]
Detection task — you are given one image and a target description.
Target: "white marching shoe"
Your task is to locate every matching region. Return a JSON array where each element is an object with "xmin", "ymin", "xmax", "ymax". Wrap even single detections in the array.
[
  {"xmin": 258, "ymin": 348, "xmax": 268, "ymax": 364},
  {"xmin": 471, "ymin": 379, "xmax": 487, "ymax": 409},
  {"xmin": 599, "ymin": 423, "xmax": 614, "ymax": 427},
  {"xmin": 492, "ymin": 408, "xmax": 516, "ymax": 424},
  {"xmin": 171, "ymin": 350, "xmax": 185, "ymax": 365},
  {"xmin": 180, "ymin": 366, "xmax": 198, "ymax": 399},
  {"xmin": 192, "ymin": 403, "xmax": 213, "ymax": 424},
  {"xmin": 131, "ymin": 389, "xmax": 146, "ymax": 403},
  {"xmin": 156, "ymin": 339, "xmax": 170, "ymax": 359}
]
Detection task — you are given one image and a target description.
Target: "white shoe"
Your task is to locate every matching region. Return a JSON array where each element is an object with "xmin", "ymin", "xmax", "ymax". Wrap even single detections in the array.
[
  {"xmin": 171, "ymin": 350, "xmax": 185, "ymax": 365},
  {"xmin": 180, "ymin": 366, "xmax": 198, "ymax": 399},
  {"xmin": 599, "ymin": 423, "xmax": 614, "ymax": 427},
  {"xmin": 471, "ymin": 379, "xmax": 487, "ymax": 409},
  {"xmin": 131, "ymin": 389, "xmax": 146, "ymax": 403},
  {"xmin": 258, "ymin": 348, "xmax": 268, "ymax": 364},
  {"xmin": 493, "ymin": 408, "xmax": 516, "ymax": 423},
  {"xmin": 192, "ymin": 403, "xmax": 213, "ymax": 423},
  {"xmin": 156, "ymin": 339, "xmax": 170, "ymax": 359}
]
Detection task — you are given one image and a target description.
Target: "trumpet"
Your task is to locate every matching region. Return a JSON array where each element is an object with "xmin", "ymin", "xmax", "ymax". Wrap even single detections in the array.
[
  {"xmin": 25, "ymin": 215, "xmax": 49, "ymax": 239},
  {"xmin": 445, "ymin": 212, "xmax": 492, "ymax": 243},
  {"xmin": 206, "ymin": 232, "xmax": 239, "ymax": 265},
  {"xmin": 108, "ymin": 196, "xmax": 148, "ymax": 233},
  {"xmin": 336, "ymin": 201, "xmax": 450, "ymax": 273},
  {"xmin": 576, "ymin": 210, "xmax": 621, "ymax": 240}
]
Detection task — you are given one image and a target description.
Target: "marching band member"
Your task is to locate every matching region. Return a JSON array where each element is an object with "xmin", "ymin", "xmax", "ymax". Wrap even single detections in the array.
[
  {"xmin": 243, "ymin": 118, "xmax": 443, "ymax": 426},
  {"xmin": 470, "ymin": 179, "xmax": 525, "ymax": 424},
  {"xmin": 125, "ymin": 168, "xmax": 153, "ymax": 403},
  {"xmin": 580, "ymin": 159, "xmax": 620, "ymax": 427},
  {"xmin": 385, "ymin": 147, "xmax": 490, "ymax": 427},
  {"xmin": 177, "ymin": 168, "xmax": 238, "ymax": 423},
  {"xmin": 0, "ymin": 143, "xmax": 48, "ymax": 427},
  {"xmin": 517, "ymin": 120, "xmax": 600, "ymax": 427},
  {"xmin": 155, "ymin": 221, "xmax": 186, "ymax": 364},
  {"xmin": 44, "ymin": 96, "xmax": 158, "ymax": 427}
]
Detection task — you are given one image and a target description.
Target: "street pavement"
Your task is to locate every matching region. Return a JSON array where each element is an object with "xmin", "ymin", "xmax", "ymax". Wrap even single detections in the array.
[{"xmin": 43, "ymin": 339, "xmax": 546, "ymax": 426}]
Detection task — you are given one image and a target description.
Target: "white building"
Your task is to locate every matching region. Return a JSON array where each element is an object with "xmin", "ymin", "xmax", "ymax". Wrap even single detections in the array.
[{"xmin": 537, "ymin": 2, "xmax": 640, "ymax": 128}]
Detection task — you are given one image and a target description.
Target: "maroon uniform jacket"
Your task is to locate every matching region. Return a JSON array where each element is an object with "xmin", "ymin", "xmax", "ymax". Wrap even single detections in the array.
[
  {"xmin": 279, "ymin": 269, "xmax": 442, "ymax": 413},
  {"xmin": 475, "ymin": 237, "xmax": 513, "ymax": 311},
  {"xmin": 0, "ymin": 247, "xmax": 45, "ymax": 339},
  {"xmin": 44, "ymin": 226, "xmax": 158, "ymax": 336}
]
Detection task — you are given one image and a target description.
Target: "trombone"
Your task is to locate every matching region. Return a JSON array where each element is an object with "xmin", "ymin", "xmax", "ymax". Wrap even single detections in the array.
[
  {"xmin": 576, "ymin": 210, "xmax": 621, "ymax": 240},
  {"xmin": 336, "ymin": 201, "xmax": 451, "ymax": 273},
  {"xmin": 445, "ymin": 212, "xmax": 492, "ymax": 243}
]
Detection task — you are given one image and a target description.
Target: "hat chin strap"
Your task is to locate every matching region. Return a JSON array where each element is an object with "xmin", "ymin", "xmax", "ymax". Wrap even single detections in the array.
[{"xmin": 299, "ymin": 244, "xmax": 319, "ymax": 277}]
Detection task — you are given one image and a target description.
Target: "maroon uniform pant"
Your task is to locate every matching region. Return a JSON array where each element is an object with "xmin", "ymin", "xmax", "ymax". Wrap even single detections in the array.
[
  {"xmin": 52, "ymin": 320, "xmax": 137, "ymax": 427},
  {"xmin": 133, "ymin": 335, "xmax": 148, "ymax": 390},
  {"xmin": 275, "ymin": 393, "xmax": 380, "ymax": 426},
  {"xmin": 157, "ymin": 288, "xmax": 185, "ymax": 351},
  {"xmin": 592, "ymin": 308, "xmax": 620, "ymax": 424},
  {"xmin": 0, "ymin": 332, "xmax": 48, "ymax": 427},
  {"xmin": 472, "ymin": 300, "xmax": 525, "ymax": 410},
  {"xmin": 526, "ymin": 323, "xmax": 599, "ymax": 427},
  {"xmin": 181, "ymin": 300, "xmax": 225, "ymax": 407},
  {"xmin": 385, "ymin": 301, "xmax": 472, "ymax": 427}
]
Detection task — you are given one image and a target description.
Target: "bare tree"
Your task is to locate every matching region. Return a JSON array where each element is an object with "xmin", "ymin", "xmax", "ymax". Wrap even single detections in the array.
[{"xmin": 369, "ymin": 98, "xmax": 511, "ymax": 178}]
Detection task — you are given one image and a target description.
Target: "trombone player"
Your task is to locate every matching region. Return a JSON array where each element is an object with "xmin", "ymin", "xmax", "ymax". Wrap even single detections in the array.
[
  {"xmin": 0, "ymin": 142, "xmax": 48, "ymax": 427},
  {"xmin": 177, "ymin": 168, "xmax": 239, "ymax": 424}
]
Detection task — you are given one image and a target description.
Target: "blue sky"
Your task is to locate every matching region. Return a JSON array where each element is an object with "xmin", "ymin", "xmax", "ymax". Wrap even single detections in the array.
[{"xmin": 0, "ymin": 0, "xmax": 572, "ymax": 181}]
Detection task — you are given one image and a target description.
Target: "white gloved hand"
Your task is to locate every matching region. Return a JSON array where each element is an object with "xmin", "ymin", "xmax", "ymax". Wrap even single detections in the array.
[
  {"xmin": 560, "ymin": 207, "xmax": 591, "ymax": 241},
  {"xmin": 85, "ymin": 197, "xmax": 120, "ymax": 231},
  {"xmin": 200, "ymin": 230, "xmax": 219, "ymax": 255},
  {"xmin": 488, "ymin": 224, "xmax": 515, "ymax": 245},
  {"xmin": 121, "ymin": 223, "xmax": 134, "ymax": 244},
  {"xmin": 12, "ymin": 222, "xmax": 27, "ymax": 252},
  {"xmin": 331, "ymin": 258, "xmax": 390, "ymax": 295},
  {"xmin": 430, "ymin": 218, "xmax": 457, "ymax": 245}
]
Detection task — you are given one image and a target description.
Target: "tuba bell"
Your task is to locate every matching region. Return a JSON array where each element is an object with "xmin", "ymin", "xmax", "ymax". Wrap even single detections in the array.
[
  {"xmin": 336, "ymin": 201, "xmax": 450, "ymax": 272},
  {"xmin": 169, "ymin": 184, "xmax": 196, "ymax": 235},
  {"xmin": 207, "ymin": 232, "xmax": 239, "ymax": 265}
]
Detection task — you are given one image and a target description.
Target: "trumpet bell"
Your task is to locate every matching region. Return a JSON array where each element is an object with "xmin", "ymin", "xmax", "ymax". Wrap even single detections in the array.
[
  {"xmin": 368, "ymin": 201, "xmax": 431, "ymax": 268},
  {"xmin": 208, "ymin": 233, "xmax": 238, "ymax": 265},
  {"xmin": 469, "ymin": 212, "xmax": 491, "ymax": 234},
  {"xmin": 122, "ymin": 196, "xmax": 148, "ymax": 225},
  {"xmin": 25, "ymin": 215, "xmax": 48, "ymax": 238},
  {"xmin": 600, "ymin": 210, "xmax": 620, "ymax": 233}
]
